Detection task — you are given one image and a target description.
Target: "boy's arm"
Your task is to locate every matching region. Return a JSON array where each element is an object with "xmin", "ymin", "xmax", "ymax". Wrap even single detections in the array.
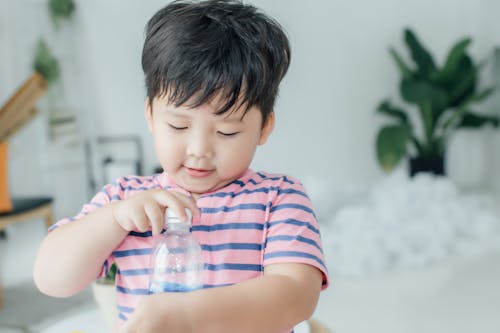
[
  {"xmin": 34, "ymin": 189, "xmax": 199, "ymax": 298},
  {"xmin": 33, "ymin": 203, "xmax": 127, "ymax": 297},
  {"xmin": 124, "ymin": 263, "xmax": 323, "ymax": 333}
]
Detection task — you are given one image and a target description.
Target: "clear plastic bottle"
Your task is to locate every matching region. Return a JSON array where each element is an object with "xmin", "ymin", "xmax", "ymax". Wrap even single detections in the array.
[{"xmin": 149, "ymin": 208, "xmax": 204, "ymax": 293}]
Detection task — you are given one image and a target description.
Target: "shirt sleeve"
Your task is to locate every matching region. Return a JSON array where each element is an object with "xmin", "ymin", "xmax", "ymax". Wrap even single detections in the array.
[
  {"xmin": 48, "ymin": 182, "xmax": 119, "ymax": 280},
  {"xmin": 263, "ymin": 176, "xmax": 329, "ymax": 289}
]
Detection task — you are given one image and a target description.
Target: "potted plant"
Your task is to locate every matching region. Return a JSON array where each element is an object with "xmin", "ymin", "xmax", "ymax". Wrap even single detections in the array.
[
  {"xmin": 48, "ymin": 0, "xmax": 76, "ymax": 28},
  {"xmin": 33, "ymin": 39, "xmax": 60, "ymax": 85},
  {"xmin": 375, "ymin": 28, "xmax": 499, "ymax": 176},
  {"xmin": 92, "ymin": 262, "xmax": 118, "ymax": 332}
]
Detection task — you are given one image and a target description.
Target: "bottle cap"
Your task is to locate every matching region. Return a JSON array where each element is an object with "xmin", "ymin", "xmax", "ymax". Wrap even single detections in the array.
[{"xmin": 166, "ymin": 208, "xmax": 192, "ymax": 225}]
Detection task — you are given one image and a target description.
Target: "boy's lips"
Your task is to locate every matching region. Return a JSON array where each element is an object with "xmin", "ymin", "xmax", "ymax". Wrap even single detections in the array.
[{"xmin": 184, "ymin": 166, "xmax": 214, "ymax": 177}]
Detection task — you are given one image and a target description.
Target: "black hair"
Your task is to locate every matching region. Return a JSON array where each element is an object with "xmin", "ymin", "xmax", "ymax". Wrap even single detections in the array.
[{"xmin": 141, "ymin": 0, "xmax": 291, "ymax": 123}]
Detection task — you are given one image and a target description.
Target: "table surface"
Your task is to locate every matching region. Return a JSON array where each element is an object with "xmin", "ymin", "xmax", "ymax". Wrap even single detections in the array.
[
  {"xmin": 0, "ymin": 197, "xmax": 52, "ymax": 217},
  {"xmin": 39, "ymin": 305, "xmax": 311, "ymax": 333}
]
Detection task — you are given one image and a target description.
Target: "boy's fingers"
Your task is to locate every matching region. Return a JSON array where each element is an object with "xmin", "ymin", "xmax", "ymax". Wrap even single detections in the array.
[
  {"xmin": 145, "ymin": 203, "xmax": 163, "ymax": 236},
  {"xmin": 134, "ymin": 211, "xmax": 150, "ymax": 232},
  {"xmin": 156, "ymin": 193, "xmax": 188, "ymax": 221},
  {"xmin": 154, "ymin": 190, "xmax": 199, "ymax": 221},
  {"xmin": 169, "ymin": 191, "xmax": 200, "ymax": 220}
]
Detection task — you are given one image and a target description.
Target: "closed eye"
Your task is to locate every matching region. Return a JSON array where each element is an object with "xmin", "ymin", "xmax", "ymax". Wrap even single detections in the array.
[
  {"xmin": 168, "ymin": 124, "xmax": 188, "ymax": 131},
  {"xmin": 218, "ymin": 131, "xmax": 240, "ymax": 137}
]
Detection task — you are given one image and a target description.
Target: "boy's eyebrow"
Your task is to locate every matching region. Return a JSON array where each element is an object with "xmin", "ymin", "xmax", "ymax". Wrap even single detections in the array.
[
  {"xmin": 163, "ymin": 106, "xmax": 245, "ymax": 123},
  {"xmin": 220, "ymin": 116, "xmax": 244, "ymax": 124},
  {"xmin": 163, "ymin": 108, "xmax": 189, "ymax": 118}
]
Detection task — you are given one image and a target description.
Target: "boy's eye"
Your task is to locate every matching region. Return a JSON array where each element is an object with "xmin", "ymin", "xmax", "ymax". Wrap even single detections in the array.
[
  {"xmin": 218, "ymin": 131, "xmax": 240, "ymax": 137},
  {"xmin": 168, "ymin": 123, "xmax": 188, "ymax": 131}
]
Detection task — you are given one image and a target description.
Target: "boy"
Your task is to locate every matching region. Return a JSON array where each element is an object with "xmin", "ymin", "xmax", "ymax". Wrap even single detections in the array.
[{"xmin": 33, "ymin": 1, "xmax": 329, "ymax": 332}]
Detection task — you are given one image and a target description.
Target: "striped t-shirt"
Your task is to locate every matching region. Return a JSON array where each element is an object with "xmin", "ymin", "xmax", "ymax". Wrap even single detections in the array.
[{"xmin": 52, "ymin": 169, "xmax": 329, "ymax": 331}]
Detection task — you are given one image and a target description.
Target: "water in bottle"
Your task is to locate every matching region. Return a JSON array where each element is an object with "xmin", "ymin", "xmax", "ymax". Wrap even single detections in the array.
[{"xmin": 149, "ymin": 208, "xmax": 204, "ymax": 293}]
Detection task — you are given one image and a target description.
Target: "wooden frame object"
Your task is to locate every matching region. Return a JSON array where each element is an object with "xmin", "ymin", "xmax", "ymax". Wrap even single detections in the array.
[
  {"xmin": 0, "ymin": 201, "xmax": 53, "ymax": 231},
  {"xmin": 0, "ymin": 72, "xmax": 48, "ymax": 142},
  {"xmin": 0, "ymin": 73, "xmax": 50, "ymax": 308},
  {"xmin": 0, "ymin": 72, "xmax": 48, "ymax": 213}
]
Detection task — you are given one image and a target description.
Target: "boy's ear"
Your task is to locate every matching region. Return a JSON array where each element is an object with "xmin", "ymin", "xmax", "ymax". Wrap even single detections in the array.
[
  {"xmin": 144, "ymin": 98, "xmax": 153, "ymax": 133},
  {"xmin": 258, "ymin": 112, "xmax": 275, "ymax": 145}
]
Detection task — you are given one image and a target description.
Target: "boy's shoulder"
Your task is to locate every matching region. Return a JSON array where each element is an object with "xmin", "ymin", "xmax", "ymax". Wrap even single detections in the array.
[
  {"xmin": 239, "ymin": 171, "xmax": 305, "ymax": 194},
  {"xmin": 247, "ymin": 170, "xmax": 305, "ymax": 190},
  {"xmin": 105, "ymin": 174, "xmax": 161, "ymax": 195}
]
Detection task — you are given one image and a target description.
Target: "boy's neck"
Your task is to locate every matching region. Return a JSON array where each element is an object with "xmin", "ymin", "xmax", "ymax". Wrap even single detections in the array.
[{"xmin": 190, "ymin": 192, "xmax": 201, "ymax": 201}]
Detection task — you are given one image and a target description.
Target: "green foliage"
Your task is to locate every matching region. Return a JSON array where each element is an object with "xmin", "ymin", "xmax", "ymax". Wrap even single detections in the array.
[
  {"xmin": 33, "ymin": 39, "xmax": 60, "ymax": 85},
  {"xmin": 49, "ymin": 0, "xmax": 75, "ymax": 27},
  {"xmin": 376, "ymin": 28, "xmax": 499, "ymax": 171},
  {"xmin": 103, "ymin": 262, "xmax": 117, "ymax": 284}
]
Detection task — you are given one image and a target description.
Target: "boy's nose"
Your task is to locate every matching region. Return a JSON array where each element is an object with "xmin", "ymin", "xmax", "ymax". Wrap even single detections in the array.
[{"xmin": 187, "ymin": 131, "xmax": 213, "ymax": 158}]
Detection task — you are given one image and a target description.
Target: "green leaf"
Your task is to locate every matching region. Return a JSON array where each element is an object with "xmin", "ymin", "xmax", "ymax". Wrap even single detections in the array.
[
  {"xmin": 105, "ymin": 262, "xmax": 117, "ymax": 283},
  {"xmin": 404, "ymin": 28, "xmax": 436, "ymax": 78},
  {"xmin": 447, "ymin": 55, "xmax": 477, "ymax": 107},
  {"xmin": 389, "ymin": 48, "xmax": 413, "ymax": 80},
  {"xmin": 441, "ymin": 103, "xmax": 470, "ymax": 135},
  {"xmin": 376, "ymin": 125, "xmax": 412, "ymax": 172},
  {"xmin": 433, "ymin": 38, "xmax": 471, "ymax": 85},
  {"xmin": 49, "ymin": 0, "xmax": 75, "ymax": 27},
  {"xmin": 471, "ymin": 86, "xmax": 495, "ymax": 103},
  {"xmin": 458, "ymin": 112, "xmax": 499, "ymax": 128},
  {"xmin": 421, "ymin": 101, "xmax": 434, "ymax": 148},
  {"xmin": 400, "ymin": 79, "xmax": 448, "ymax": 112},
  {"xmin": 376, "ymin": 100, "xmax": 409, "ymax": 124},
  {"xmin": 32, "ymin": 39, "xmax": 60, "ymax": 84}
]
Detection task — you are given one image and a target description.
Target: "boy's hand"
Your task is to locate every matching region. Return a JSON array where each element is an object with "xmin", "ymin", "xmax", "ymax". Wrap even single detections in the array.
[
  {"xmin": 119, "ymin": 292, "xmax": 193, "ymax": 333},
  {"xmin": 111, "ymin": 189, "xmax": 199, "ymax": 236}
]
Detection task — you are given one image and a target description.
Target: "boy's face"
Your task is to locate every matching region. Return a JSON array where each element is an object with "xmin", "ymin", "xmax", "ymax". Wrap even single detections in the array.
[{"xmin": 145, "ymin": 94, "xmax": 274, "ymax": 197}]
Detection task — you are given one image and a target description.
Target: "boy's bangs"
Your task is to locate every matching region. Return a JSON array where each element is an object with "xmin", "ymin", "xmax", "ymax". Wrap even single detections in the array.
[{"xmin": 157, "ymin": 56, "xmax": 257, "ymax": 117}]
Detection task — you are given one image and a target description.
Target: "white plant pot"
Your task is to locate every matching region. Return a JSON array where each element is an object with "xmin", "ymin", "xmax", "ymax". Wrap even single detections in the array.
[
  {"xmin": 447, "ymin": 129, "xmax": 486, "ymax": 190},
  {"xmin": 92, "ymin": 281, "xmax": 118, "ymax": 332}
]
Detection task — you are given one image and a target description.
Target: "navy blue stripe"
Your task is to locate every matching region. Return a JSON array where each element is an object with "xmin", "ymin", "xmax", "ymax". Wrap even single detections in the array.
[
  {"xmin": 205, "ymin": 263, "xmax": 262, "ymax": 272},
  {"xmin": 192, "ymin": 222, "xmax": 264, "ymax": 232},
  {"xmin": 118, "ymin": 312, "xmax": 128, "ymax": 321},
  {"xmin": 114, "ymin": 248, "xmax": 152, "ymax": 257},
  {"xmin": 116, "ymin": 285, "xmax": 150, "ymax": 295},
  {"xmin": 264, "ymin": 251, "xmax": 326, "ymax": 269},
  {"xmin": 267, "ymin": 235, "xmax": 322, "ymax": 252},
  {"xmin": 202, "ymin": 283, "xmax": 233, "ymax": 289},
  {"xmin": 201, "ymin": 243, "xmax": 262, "ymax": 251},
  {"xmin": 115, "ymin": 185, "xmax": 154, "ymax": 192},
  {"xmin": 268, "ymin": 219, "xmax": 320, "ymax": 235},
  {"xmin": 202, "ymin": 187, "xmax": 308, "ymax": 200},
  {"xmin": 231, "ymin": 179, "xmax": 246, "ymax": 187},
  {"xmin": 89, "ymin": 202, "xmax": 104, "ymax": 208},
  {"xmin": 118, "ymin": 268, "xmax": 151, "ymax": 276},
  {"xmin": 110, "ymin": 194, "xmax": 121, "ymax": 201},
  {"xmin": 201, "ymin": 203, "xmax": 266, "ymax": 214},
  {"xmin": 257, "ymin": 172, "xmax": 295, "ymax": 184},
  {"xmin": 231, "ymin": 178, "xmax": 266, "ymax": 187},
  {"xmin": 204, "ymin": 187, "xmax": 273, "ymax": 198},
  {"xmin": 122, "ymin": 176, "xmax": 145, "ymax": 184},
  {"xmin": 100, "ymin": 188, "xmax": 110, "ymax": 198},
  {"xmin": 129, "ymin": 230, "xmax": 153, "ymax": 237},
  {"xmin": 111, "ymin": 180, "xmax": 156, "ymax": 192},
  {"xmin": 117, "ymin": 305, "xmax": 134, "ymax": 313},
  {"xmin": 270, "ymin": 203, "xmax": 314, "ymax": 214}
]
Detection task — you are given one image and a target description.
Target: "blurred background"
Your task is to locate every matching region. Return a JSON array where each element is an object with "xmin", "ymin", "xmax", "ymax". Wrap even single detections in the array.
[{"xmin": 0, "ymin": 0, "xmax": 499, "ymax": 332}]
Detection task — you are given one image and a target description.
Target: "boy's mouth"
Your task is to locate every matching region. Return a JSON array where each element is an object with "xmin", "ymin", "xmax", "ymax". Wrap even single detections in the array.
[{"xmin": 184, "ymin": 166, "xmax": 214, "ymax": 178}]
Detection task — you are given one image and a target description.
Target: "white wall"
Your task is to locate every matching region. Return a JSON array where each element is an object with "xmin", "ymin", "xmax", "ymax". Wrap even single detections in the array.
[{"xmin": 2, "ymin": 0, "xmax": 500, "ymax": 219}]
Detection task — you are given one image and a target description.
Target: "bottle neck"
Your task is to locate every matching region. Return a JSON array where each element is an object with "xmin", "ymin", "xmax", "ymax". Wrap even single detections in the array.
[{"xmin": 166, "ymin": 222, "xmax": 191, "ymax": 233}]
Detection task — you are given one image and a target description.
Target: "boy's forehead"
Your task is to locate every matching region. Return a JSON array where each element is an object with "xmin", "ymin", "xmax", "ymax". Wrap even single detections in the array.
[{"xmin": 157, "ymin": 91, "xmax": 251, "ymax": 119}]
